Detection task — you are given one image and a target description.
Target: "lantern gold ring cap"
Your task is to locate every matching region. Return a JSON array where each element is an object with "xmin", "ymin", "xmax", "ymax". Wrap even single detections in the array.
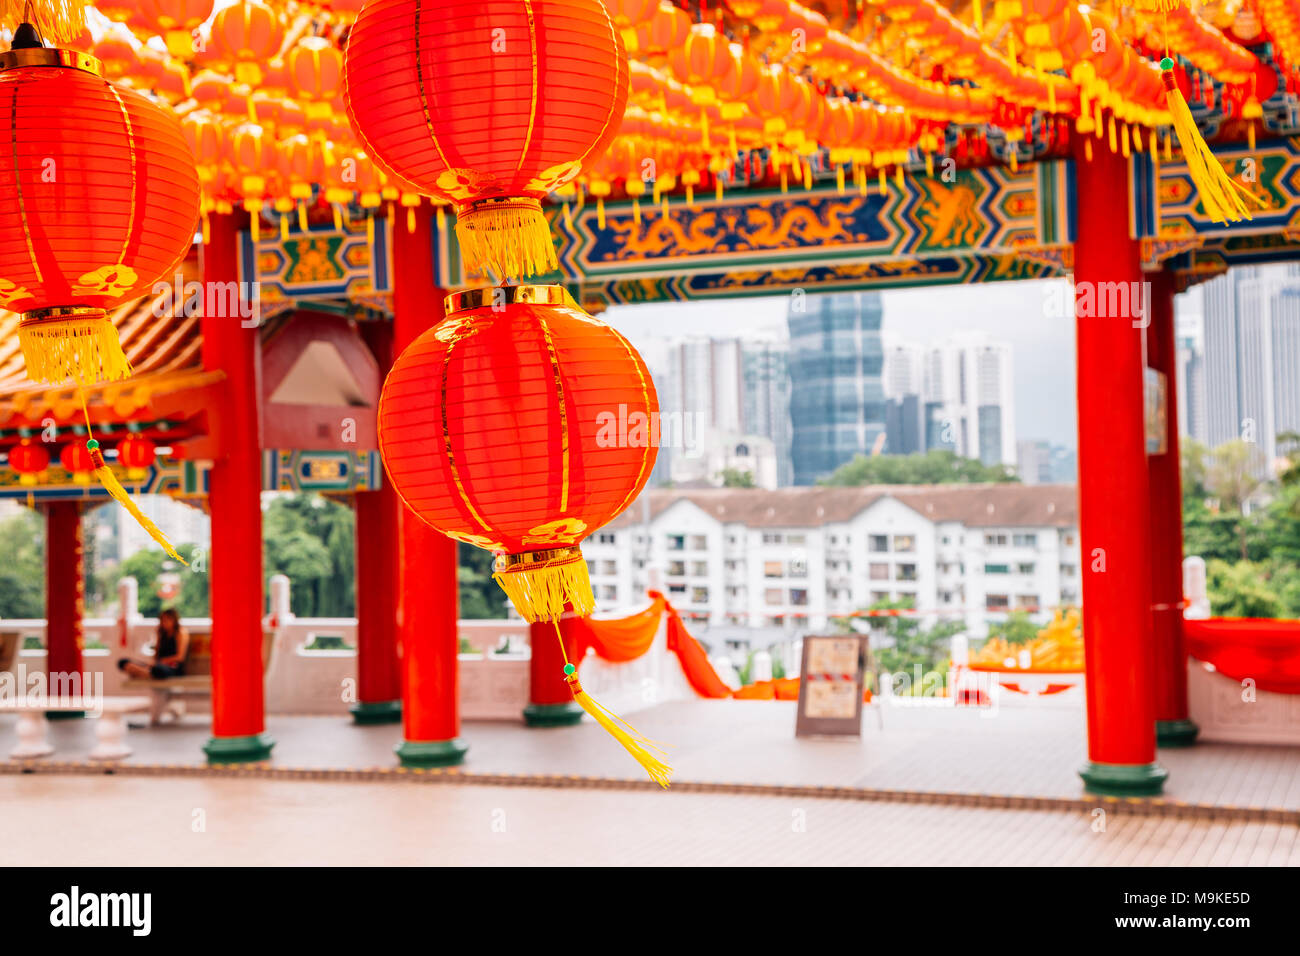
[
  {"xmin": 0, "ymin": 47, "xmax": 104, "ymax": 77},
  {"xmin": 444, "ymin": 284, "xmax": 577, "ymax": 316}
]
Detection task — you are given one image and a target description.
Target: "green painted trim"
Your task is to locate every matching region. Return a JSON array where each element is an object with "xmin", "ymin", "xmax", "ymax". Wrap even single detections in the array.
[
  {"xmin": 203, "ymin": 732, "xmax": 275, "ymax": 764},
  {"xmin": 349, "ymin": 700, "xmax": 402, "ymax": 725},
  {"xmin": 1156, "ymin": 719, "xmax": 1200, "ymax": 748},
  {"xmin": 45, "ymin": 711, "xmax": 86, "ymax": 720},
  {"xmin": 1078, "ymin": 760, "xmax": 1169, "ymax": 797},
  {"xmin": 395, "ymin": 738, "xmax": 468, "ymax": 768},
  {"xmin": 523, "ymin": 702, "xmax": 585, "ymax": 727}
]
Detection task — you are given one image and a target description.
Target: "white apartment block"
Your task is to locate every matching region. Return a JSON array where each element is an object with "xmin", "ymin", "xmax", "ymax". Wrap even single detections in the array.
[{"xmin": 584, "ymin": 485, "xmax": 1080, "ymax": 641}]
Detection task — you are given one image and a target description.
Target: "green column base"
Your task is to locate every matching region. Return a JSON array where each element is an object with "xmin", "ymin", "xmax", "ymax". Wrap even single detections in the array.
[
  {"xmin": 349, "ymin": 700, "xmax": 402, "ymax": 725},
  {"xmin": 204, "ymin": 732, "xmax": 275, "ymax": 764},
  {"xmin": 1156, "ymin": 718, "xmax": 1199, "ymax": 748},
  {"xmin": 1078, "ymin": 760, "xmax": 1169, "ymax": 797},
  {"xmin": 523, "ymin": 701, "xmax": 585, "ymax": 727},
  {"xmin": 45, "ymin": 711, "xmax": 86, "ymax": 720},
  {"xmin": 395, "ymin": 738, "xmax": 468, "ymax": 768}
]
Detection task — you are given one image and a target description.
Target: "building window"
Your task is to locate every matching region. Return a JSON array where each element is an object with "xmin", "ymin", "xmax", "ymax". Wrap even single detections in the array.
[
  {"xmin": 1015, "ymin": 594, "xmax": 1038, "ymax": 609},
  {"xmin": 871, "ymin": 590, "xmax": 891, "ymax": 604},
  {"xmin": 690, "ymin": 561, "xmax": 708, "ymax": 577},
  {"xmin": 1017, "ymin": 562, "xmax": 1035, "ymax": 575},
  {"xmin": 939, "ymin": 591, "xmax": 954, "ymax": 603},
  {"xmin": 762, "ymin": 532, "xmax": 784, "ymax": 545},
  {"xmin": 1060, "ymin": 564, "xmax": 1077, "ymax": 577},
  {"xmin": 691, "ymin": 586, "xmax": 709, "ymax": 604},
  {"xmin": 986, "ymin": 594, "xmax": 1010, "ymax": 610},
  {"xmin": 597, "ymin": 532, "xmax": 615, "ymax": 545},
  {"xmin": 668, "ymin": 560, "xmax": 686, "ymax": 577},
  {"xmin": 893, "ymin": 534, "xmax": 916, "ymax": 553},
  {"xmin": 667, "ymin": 534, "xmax": 685, "ymax": 551},
  {"xmin": 668, "ymin": 584, "xmax": 686, "ymax": 596},
  {"xmin": 788, "ymin": 558, "xmax": 808, "ymax": 578},
  {"xmin": 787, "ymin": 533, "xmax": 807, "ymax": 546},
  {"xmin": 897, "ymin": 563, "xmax": 917, "ymax": 581},
  {"xmin": 790, "ymin": 589, "xmax": 808, "ymax": 606},
  {"xmin": 869, "ymin": 563, "xmax": 890, "ymax": 580},
  {"xmin": 941, "ymin": 535, "xmax": 952, "ymax": 545},
  {"xmin": 601, "ymin": 585, "xmax": 617, "ymax": 601},
  {"xmin": 764, "ymin": 588, "xmax": 783, "ymax": 606},
  {"xmin": 763, "ymin": 560, "xmax": 783, "ymax": 578},
  {"xmin": 1063, "ymin": 533, "xmax": 1076, "ymax": 546},
  {"xmin": 1012, "ymin": 533, "xmax": 1038, "ymax": 547},
  {"xmin": 984, "ymin": 563, "xmax": 1009, "ymax": 574},
  {"xmin": 869, "ymin": 534, "xmax": 889, "ymax": 553},
  {"xmin": 985, "ymin": 534, "xmax": 1008, "ymax": 547},
  {"xmin": 690, "ymin": 534, "xmax": 708, "ymax": 551}
]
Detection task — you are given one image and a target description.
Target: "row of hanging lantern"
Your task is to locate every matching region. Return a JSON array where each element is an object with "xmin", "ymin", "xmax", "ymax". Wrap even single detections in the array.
[
  {"xmin": 8, "ymin": 435, "xmax": 157, "ymax": 486},
  {"xmin": 1258, "ymin": 0, "xmax": 1300, "ymax": 95}
]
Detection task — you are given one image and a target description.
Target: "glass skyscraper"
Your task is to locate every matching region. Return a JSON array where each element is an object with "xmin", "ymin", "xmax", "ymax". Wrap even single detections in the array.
[{"xmin": 787, "ymin": 292, "xmax": 886, "ymax": 485}]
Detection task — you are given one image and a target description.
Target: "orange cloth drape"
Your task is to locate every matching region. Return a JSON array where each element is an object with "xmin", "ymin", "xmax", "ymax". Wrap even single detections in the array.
[
  {"xmin": 658, "ymin": 592, "xmax": 734, "ymax": 699},
  {"xmin": 569, "ymin": 594, "xmax": 667, "ymax": 663}
]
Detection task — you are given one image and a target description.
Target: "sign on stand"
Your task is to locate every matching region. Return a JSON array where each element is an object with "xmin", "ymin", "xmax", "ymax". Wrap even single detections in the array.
[{"xmin": 795, "ymin": 635, "xmax": 869, "ymax": 737}]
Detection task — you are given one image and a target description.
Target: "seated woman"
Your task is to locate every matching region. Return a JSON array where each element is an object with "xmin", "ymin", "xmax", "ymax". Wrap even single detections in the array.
[{"xmin": 117, "ymin": 609, "xmax": 189, "ymax": 679}]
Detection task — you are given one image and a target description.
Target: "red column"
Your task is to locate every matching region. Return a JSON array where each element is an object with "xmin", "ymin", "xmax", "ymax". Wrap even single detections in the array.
[
  {"xmin": 1073, "ymin": 140, "xmax": 1166, "ymax": 795},
  {"xmin": 352, "ymin": 319, "xmax": 403, "ymax": 723},
  {"xmin": 1146, "ymin": 270, "xmax": 1198, "ymax": 747},
  {"xmin": 526, "ymin": 612, "xmax": 585, "ymax": 725},
  {"xmin": 390, "ymin": 206, "xmax": 466, "ymax": 766},
  {"xmin": 45, "ymin": 501, "xmax": 85, "ymax": 712},
  {"xmin": 200, "ymin": 212, "xmax": 273, "ymax": 762}
]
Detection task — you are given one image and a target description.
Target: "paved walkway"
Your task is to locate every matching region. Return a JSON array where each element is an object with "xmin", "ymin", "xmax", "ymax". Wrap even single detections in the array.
[
  {"xmin": 3, "ymin": 700, "xmax": 1299, "ymax": 816},
  {"xmin": 3, "ymin": 773, "xmax": 1296, "ymax": 866}
]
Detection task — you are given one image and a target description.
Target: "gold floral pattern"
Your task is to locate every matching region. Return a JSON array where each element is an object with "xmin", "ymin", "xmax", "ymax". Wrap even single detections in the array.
[
  {"xmin": 433, "ymin": 315, "xmax": 479, "ymax": 344},
  {"xmin": 445, "ymin": 531, "xmax": 503, "ymax": 550},
  {"xmin": 0, "ymin": 277, "xmax": 31, "ymax": 305},
  {"xmin": 521, "ymin": 517, "xmax": 588, "ymax": 546},
  {"xmin": 523, "ymin": 161, "xmax": 582, "ymax": 195},
  {"xmin": 435, "ymin": 167, "xmax": 499, "ymax": 202},
  {"xmin": 72, "ymin": 265, "xmax": 139, "ymax": 298}
]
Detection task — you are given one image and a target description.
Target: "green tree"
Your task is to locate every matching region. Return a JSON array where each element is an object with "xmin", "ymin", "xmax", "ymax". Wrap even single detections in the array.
[
  {"xmin": 111, "ymin": 544, "xmax": 206, "ymax": 617},
  {"xmin": 1278, "ymin": 431, "xmax": 1300, "ymax": 491},
  {"xmin": 458, "ymin": 542, "xmax": 507, "ymax": 619},
  {"xmin": 263, "ymin": 494, "xmax": 355, "ymax": 617},
  {"xmin": 718, "ymin": 467, "xmax": 756, "ymax": 488},
  {"xmin": 1206, "ymin": 559, "xmax": 1285, "ymax": 618},
  {"xmin": 835, "ymin": 597, "xmax": 960, "ymax": 693},
  {"xmin": 821, "ymin": 449, "xmax": 1018, "ymax": 486},
  {"xmin": 1181, "ymin": 437, "xmax": 1210, "ymax": 506},
  {"xmin": 0, "ymin": 510, "xmax": 44, "ymax": 619},
  {"xmin": 985, "ymin": 610, "xmax": 1039, "ymax": 645}
]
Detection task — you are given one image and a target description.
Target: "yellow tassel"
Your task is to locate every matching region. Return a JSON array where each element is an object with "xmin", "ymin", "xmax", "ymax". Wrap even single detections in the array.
[
  {"xmin": 567, "ymin": 673, "xmax": 672, "ymax": 788},
  {"xmin": 407, "ymin": 205, "xmax": 416, "ymax": 233},
  {"xmin": 715, "ymin": 177, "xmax": 723, "ymax": 202},
  {"xmin": 0, "ymin": 0, "xmax": 85, "ymax": 42},
  {"xmin": 366, "ymin": 213, "xmax": 375, "ymax": 248},
  {"xmin": 972, "ymin": 0, "xmax": 983, "ymax": 32},
  {"xmin": 632, "ymin": 197, "xmax": 641, "ymax": 225},
  {"xmin": 455, "ymin": 197, "xmax": 557, "ymax": 279},
  {"xmin": 804, "ymin": 161, "xmax": 812, "ymax": 191},
  {"xmin": 1085, "ymin": 138, "xmax": 1093, "ymax": 161},
  {"xmin": 1163, "ymin": 129, "xmax": 1173, "ymax": 162},
  {"xmin": 1162, "ymin": 65, "xmax": 1262, "ymax": 224},
  {"xmin": 780, "ymin": 170, "xmax": 788, "ymax": 193},
  {"xmin": 89, "ymin": 446, "xmax": 186, "ymax": 566},
  {"xmin": 19, "ymin": 311, "xmax": 130, "ymax": 385},
  {"xmin": 836, "ymin": 165, "xmax": 845, "ymax": 194},
  {"xmin": 925, "ymin": 152, "xmax": 934, "ymax": 177},
  {"xmin": 279, "ymin": 213, "xmax": 289, "ymax": 240},
  {"xmin": 297, "ymin": 201, "xmax": 308, "ymax": 233},
  {"xmin": 597, "ymin": 196, "xmax": 606, "ymax": 228},
  {"xmin": 436, "ymin": 206, "xmax": 448, "ymax": 233},
  {"xmin": 878, "ymin": 167, "xmax": 887, "ymax": 192},
  {"xmin": 201, "ymin": 212, "xmax": 211, "ymax": 246},
  {"xmin": 332, "ymin": 204, "xmax": 343, "ymax": 232},
  {"xmin": 1133, "ymin": 0, "xmax": 1181, "ymax": 10},
  {"xmin": 493, "ymin": 549, "xmax": 595, "ymax": 623}
]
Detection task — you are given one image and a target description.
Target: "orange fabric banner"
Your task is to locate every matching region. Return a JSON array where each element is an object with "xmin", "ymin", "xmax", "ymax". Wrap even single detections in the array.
[
  {"xmin": 570, "ymin": 594, "xmax": 667, "ymax": 663},
  {"xmin": 1185, "ymin": 617, "xmax": 1300, "ymax": 695},
  {"xmin": 657, "ymin": 592, "xmax": 734, "ymax": 699}
]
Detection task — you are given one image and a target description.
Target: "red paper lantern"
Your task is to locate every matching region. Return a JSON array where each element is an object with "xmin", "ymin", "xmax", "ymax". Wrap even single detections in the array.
[
  {"xmin": 0, "ymin": 38, "xmax": 201, "ymax": 385},
  {"xmin": 9, "ymin": 439, "xmax": 50, "ymax": 486},
  {"xmin": 378, "ymin": 285, "xmax": 658, "ymax": 622},
  {"xmin": 344, "ymin": 0, "xmax": 629, "ymax": 279},
  {"xmin": 60, "ymin": 442, "xmax": 96, "ymax": 486},
  {"xmin": 210, "ymin": 0, "xmax": 285, "ymax": 87},
  {"xmin": 116, "ymin": 435, "xmax": 157, "ymax": 481},
  {"xmin": 137, "ymin": 0, "xmax": 215, "ymax": 59}
]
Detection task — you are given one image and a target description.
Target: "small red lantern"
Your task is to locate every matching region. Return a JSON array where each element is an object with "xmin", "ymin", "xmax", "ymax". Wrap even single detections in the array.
[
  {"xmin": 344, "ymin": 0, "xmax": 630, "ymax": 279},
  {"xmin": 116, "ymin": 435, "xmax": 157, "ymax": 481},
  {"xmin": 9, "ymin": 439, "xmax": 50, "ymax": 486},
  {"xmin": 60, "ymin": 442, "xmax": 96, "ymax": 486},
  {"xmin": 210, "ymin": 0, "xmax": 285, "ymax": 87},
  {"xmin": 378, "ymin": 285, "xmax": 658, "ymax": 622},
  {"xmin": 0, "ymin": 28, "xmax": 201, "ymax": 385}
]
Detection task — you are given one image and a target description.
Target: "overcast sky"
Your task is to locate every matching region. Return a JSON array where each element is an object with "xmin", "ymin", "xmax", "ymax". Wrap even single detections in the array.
[{"xmin": 605, "ymin": 280, "xmax": 1204, "ymax": 451}]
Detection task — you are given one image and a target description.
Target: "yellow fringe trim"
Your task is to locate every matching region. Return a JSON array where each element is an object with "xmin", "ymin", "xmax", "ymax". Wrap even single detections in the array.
[
  {"xmin": 0, "ymin": 0, "xmax": 85, "ymax": 42},
  {"xmin": 1163, "ymin": 71, "xmax": 1263, "ymax": 224},
  {"xmin": 90, "ymin": 450, "xmax": 186, "ymax": 565},
  {"xmin": 568, "ymin": 675, "xmax": 673, "ymax": 789},
  {"xmin": 493, "ymin": 551, "xmax": 595, "ymax": 623},
  {"xmin": 1133, "ymin": 0, "xmax": 1181, "ymax": 10},
  {"xmin": 455, "ymin": 198, "xmax": 558, "ymax": 280},
  {"xmin": 19, "ymin": 314, "xmax": 131, "ymax": 385}
]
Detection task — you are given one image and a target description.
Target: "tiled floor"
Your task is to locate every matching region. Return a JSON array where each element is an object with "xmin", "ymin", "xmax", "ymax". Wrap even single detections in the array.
[
  {"xmin": 4, "ymin": 698, "xmax": 1299, "ymax": 813},
  {"xmin": 2, "ymin": 773, "xmax": 1296, "ymax": 866}
]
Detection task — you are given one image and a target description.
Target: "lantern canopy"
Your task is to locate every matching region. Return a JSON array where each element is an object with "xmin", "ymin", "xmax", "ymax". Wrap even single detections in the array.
[
  {"xmin": 378, "ymin": 285, "xmax": 658, "ymax": 622},
  {"xmin": 0, "ymin": 36, "xmax": 202, "ymax": 385},
  {"xmin": 344, "ymin": 0, "xmax": 630, "ymax": 279}
]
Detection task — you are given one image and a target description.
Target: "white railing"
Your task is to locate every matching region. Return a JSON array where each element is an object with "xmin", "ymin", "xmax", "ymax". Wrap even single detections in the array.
[{"xmin": 1, "ymin": 575, "xmax": 694, "ymax": 719}]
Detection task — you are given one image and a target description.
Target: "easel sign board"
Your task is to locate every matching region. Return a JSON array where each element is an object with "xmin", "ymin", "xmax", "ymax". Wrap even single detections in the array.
[{"xmin": 795, "ymin": 635, "xmax": 868, "ymax": 737}]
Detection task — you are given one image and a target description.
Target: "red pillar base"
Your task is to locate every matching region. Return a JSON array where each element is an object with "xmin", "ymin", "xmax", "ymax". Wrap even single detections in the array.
[
  {"xmin": 524, "ymin": 616, "xmax": 584, "ymax": 727},
  {"xmin": 1078, "ymin": 761, "xmax": 1170, "ymax": 797}
]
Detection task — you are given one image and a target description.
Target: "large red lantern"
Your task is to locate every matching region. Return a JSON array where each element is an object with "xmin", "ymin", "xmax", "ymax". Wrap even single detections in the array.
[
  {"xmin": 0, "ymin": 33, "xmax": 201, "ymax": 385},
  {"xmin": 9, "ymin": 439, "xmax": 50, "ymax": 486},
  {"xmin": 344, "ymin": 0, "xmax": 630, "ymax": 279},
  {"xmin": 379, "ymin": 285, "xmax": 658, "ymax": 622}
]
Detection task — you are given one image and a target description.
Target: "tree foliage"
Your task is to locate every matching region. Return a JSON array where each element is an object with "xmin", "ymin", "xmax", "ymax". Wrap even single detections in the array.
[
  {"xmin": 820, "ymin": 449, "xmax": 1018, "ymax": 486},
  {"xmin": 0, "ymin": 509, "xmax": 44, "ymax": 619}
]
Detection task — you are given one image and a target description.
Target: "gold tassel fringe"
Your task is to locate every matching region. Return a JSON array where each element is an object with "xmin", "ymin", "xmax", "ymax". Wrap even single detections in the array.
[
  {"xmin": 88, "ymin": 445, "xmax": 187, "ymax": 565},
  {"xmin": 567, "ymin": 673, "xmax": 672, "ymax": 788},
  {"xmin": 0, "ymin": 0, "xmax": 85, "ymax": 42},
  {"xmin": 493, "ymin": 548, "xmax": 594, "ymax": 623},
  {"xmin": 1162, "ymin": 65, "xmax": 1262, "ymax": 224},
  {"xmin": 19, "ymin": 312, "xmax": 130, "ymax": 385},
  {"xmin": 1134, "ymin": 0, "xmax": 1181, "ymax": 10},
  {"xmin": 455, "ymin": 197, "xmax": 557, "ymax": 280}
]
